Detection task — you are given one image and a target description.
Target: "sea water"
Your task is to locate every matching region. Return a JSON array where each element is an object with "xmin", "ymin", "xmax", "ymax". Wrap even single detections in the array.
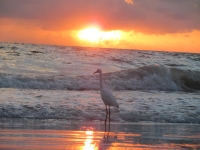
[{"xmin": 0, "ymin": 42, "xmax": 200, "ymax": 123}]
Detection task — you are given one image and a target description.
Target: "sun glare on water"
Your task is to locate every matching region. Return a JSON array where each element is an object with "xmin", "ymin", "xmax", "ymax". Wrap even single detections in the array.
[{"xmin": 78, "ymin": 27, "xmax": 121, "ymax": 43}]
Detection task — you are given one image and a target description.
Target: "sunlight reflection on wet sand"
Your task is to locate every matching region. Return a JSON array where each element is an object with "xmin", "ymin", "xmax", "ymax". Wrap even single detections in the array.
[
  {"xmin": 0, "ymin": 119, "xmax": 200, "ymax": 150},
  {"xmin": 0, "ymin": 128, "xmax": 199, "ymax": 150}
]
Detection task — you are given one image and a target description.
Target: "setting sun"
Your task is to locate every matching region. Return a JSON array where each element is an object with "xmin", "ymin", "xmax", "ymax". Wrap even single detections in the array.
[
  {"xmin": 78, "ymin": 27, "xmax": 121, "ymax": 43},
  {"xmin": 78, "ymin": 27, "xmax": 100, "ymax": 42}
]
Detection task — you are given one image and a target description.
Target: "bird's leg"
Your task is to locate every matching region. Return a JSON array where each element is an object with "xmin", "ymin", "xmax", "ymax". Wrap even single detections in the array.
[
  {"xmin": 109, "ymin": 106, "xmax": 110, "ymax": 132},
  {"xmin": 105, "ymin": 105, "xmax": 108, "ymax": 133}
]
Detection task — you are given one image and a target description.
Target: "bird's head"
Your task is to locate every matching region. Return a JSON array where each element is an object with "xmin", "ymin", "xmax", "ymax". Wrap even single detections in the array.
[{"xmin": 93, "ymin": 69, "xmax": 102, "ymax": 74}]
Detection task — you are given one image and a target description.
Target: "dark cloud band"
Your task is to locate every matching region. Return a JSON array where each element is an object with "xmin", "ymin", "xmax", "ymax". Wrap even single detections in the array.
[{"xmin": 0, "ymin": 0, "xmax": 199, "ymax": 34}]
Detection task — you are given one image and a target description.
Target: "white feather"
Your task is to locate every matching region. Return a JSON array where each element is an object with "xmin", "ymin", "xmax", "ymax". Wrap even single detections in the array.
[{"xmin": 101, "ymin": 88, "xmax": 119, "ymax": 108}]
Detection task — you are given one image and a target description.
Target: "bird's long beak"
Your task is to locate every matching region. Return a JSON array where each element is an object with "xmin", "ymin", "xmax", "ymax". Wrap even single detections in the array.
[{"xmin": 93, "ymin": 71, "xmax": 98, "ymax": 74}]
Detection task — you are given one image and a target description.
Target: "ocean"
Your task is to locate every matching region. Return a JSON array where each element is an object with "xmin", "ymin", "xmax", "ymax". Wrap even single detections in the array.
[{"xmin": 0, "ymin": 42, "xmax": 200, "ymax": 123}]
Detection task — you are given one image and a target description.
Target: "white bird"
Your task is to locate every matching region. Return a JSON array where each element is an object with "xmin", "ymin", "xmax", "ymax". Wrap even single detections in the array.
[{"xmin": 93, "ymin": 69, "xmax": 119, "ymax": 132}]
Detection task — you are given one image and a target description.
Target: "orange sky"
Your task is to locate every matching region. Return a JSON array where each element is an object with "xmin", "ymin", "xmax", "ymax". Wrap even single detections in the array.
[{"xmin": 0, "ymin": 0, "xmax": 200, "ymax": 53}]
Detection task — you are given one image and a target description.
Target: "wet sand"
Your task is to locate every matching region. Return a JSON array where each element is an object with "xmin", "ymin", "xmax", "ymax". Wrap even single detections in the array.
[{"xmin": 0, "ymin": 118, "xmax": 200, "ymax": 150}]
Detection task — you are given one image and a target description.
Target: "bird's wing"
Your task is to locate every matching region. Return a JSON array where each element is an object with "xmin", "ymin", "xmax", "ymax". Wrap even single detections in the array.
[{"xmin": 101, "ymin": 88, "xmax": 119, "ymax": 108}]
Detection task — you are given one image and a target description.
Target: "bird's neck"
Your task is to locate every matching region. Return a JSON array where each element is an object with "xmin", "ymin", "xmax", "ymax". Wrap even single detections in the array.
[{"xmin": 100, "ymin": 72, "xmax": 103, "ymax": 89}]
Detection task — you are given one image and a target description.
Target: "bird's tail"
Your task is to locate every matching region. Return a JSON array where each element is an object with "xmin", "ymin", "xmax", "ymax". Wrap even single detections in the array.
[{"xmin": 115, "ymin": 103, "xmax": 119, "ymax": 108}]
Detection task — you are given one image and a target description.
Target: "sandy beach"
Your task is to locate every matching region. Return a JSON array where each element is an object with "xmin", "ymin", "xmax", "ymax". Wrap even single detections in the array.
[{"xmin": 0, "ymin": 118, "xmax": 199, "ymax": 150}]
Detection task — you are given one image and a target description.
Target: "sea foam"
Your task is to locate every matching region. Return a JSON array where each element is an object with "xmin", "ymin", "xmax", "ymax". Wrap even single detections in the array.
[{"xmin": 0, "ymin": 89, "xmax": 199, "ymax": 123}]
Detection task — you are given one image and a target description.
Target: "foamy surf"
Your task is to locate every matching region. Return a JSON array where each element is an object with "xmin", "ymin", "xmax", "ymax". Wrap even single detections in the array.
[{"xmin": 0, "ymin": 88, "xmax": 200, "ymax": 123}]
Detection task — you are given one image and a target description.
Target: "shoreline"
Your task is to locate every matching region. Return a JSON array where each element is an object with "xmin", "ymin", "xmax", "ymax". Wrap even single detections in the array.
[
  {"xmin": 1, "ymin": 118, "xmax": 200, "ymax": 128},
  {"xmin": 0, "ymin": 118, "xmax": 200, "ymax": 150}
]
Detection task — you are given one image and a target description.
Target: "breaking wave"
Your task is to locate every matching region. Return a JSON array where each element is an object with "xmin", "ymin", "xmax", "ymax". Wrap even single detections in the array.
[{"xmin": 0, "ymin": 65, "xmax": 200, "ymax": 92}]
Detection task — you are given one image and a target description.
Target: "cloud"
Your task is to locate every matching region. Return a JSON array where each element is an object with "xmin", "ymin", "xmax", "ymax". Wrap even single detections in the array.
[
  {"xmin": 0, "ymin": 0, "xmax": 199, "ymax": 34},
  {"xmin": 125, "ymin": 0, "xmax": 134, "ymax": 5}
]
